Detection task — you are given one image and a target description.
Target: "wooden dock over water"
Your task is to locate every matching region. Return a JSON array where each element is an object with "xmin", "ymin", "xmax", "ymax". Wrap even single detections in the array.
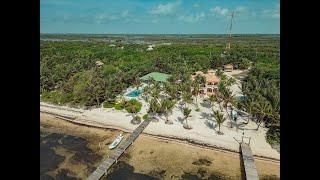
[
  {"xmin": 241, "ymin": 143, "xmax": 259, "ymax": 180},
  {"xmin": 87, "ymin": 119, "xmax": 151, "ymax": 180}
]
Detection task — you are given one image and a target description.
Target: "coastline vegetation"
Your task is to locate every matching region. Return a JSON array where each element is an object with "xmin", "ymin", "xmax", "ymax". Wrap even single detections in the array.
[{"xmin": 40, "ymin": 35, "xmax": 279, "ymax": 145}]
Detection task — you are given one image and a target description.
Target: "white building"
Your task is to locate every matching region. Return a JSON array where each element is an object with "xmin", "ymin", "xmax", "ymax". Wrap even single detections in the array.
[{"xmin": 146, "ymin": 45, "xmax": 154, "ymax": 51}]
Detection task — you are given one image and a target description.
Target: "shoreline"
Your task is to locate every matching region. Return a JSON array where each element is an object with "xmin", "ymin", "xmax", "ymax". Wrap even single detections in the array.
[{"xmin": 40, "ymin": 110, "xmax": 280, "ymax": 163}]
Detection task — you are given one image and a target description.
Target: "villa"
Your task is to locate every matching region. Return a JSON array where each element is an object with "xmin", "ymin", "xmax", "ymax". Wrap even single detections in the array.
[
  {"xmin": 191, "ymin": 70, "xmax": 220, "ymax": 96},
  {"xmin": 223, "ymin": 64, "xmax": 234, "ymax": 72}
]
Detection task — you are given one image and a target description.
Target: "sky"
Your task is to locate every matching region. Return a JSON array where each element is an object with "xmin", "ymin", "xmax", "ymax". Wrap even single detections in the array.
[{"xmin": 40, "ymin": 0, "xmax": 280, "ymax": 34}]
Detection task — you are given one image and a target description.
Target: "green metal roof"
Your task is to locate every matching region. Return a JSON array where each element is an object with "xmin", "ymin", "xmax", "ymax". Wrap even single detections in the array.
[{"xmin": 140, "ymin": 72, "xmax": 171, "ymax": 82}]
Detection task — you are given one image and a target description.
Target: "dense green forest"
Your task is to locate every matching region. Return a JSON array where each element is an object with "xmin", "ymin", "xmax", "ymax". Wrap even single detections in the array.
[{"xmin": 40, "ymin": 35, "xmax": 279, "ymax": 145}]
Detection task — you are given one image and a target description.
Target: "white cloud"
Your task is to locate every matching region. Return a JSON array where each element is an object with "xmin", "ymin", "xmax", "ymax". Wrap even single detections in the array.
[
  {"xmin": 150, "ymin": 0, "xmax": 181, "ymax": 15},
  {"xmin": 235, "ymin": 6, "xmax": 248, "ymax": 13},
  {"xmin": 95, "ymin": 10, "xmax": 131, "ymax": 24},
  {"xmin": 95, "ymin": 14, "xmax": 119, "ymax": 23},
  {"xmin": 210, "ymin": 6, "xmax": 229, "ymax": 16},
  {"xmin": 262, "ymin": 4, "xmax": 279, "ymax": 18},
  {"xmin": 121, "ymin": 10, "xmax": 129, "ymax": 18},
  {"xmin": 178, "ymin": 12, "xmax": 205, "ymax": 23},
  {"xmin": 151, "ymin": 19, "xmax": 159, "ymax": 23}
]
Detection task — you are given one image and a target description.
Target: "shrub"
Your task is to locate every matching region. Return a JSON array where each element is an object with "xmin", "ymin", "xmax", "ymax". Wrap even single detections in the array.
[
  {"xmin": 131, "ymin": 115, "xmax": 142, "ymax": 125},
  {"xmin": 41, "ymin": 91, "xmax": 61, "ymax": 104},
  {"xmin": 134, "ymin": 115, "xmax": 141, "ymax": 121},
  {"xmin": 114, "ymin": 103, "xmax": 124, "ymax": 110},
  {"xmin": 142, "ymin": 114, "xmax": 149, "ymax": 120},
  {"xmin": 266, "ymin": 125, "xmax": 280, "ymax": 145},
  {"xmin": 125, "ymin": 99, "xmax": 142, "ymax": 113},
  {"xmin": 103, "ymin": 101, "xmax": 115, "ymax": 108}
]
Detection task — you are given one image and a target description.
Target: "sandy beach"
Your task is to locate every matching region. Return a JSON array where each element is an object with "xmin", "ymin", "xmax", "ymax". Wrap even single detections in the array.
[{"xmin": 40, "ymin": 100, "xmax": 280, "ymax": 161}]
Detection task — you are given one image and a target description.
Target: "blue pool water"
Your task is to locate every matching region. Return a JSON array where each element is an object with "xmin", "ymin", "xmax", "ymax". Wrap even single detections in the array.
[{"xmin": 126, "ymin": 89, "xmax": 143, "ymax": 97}]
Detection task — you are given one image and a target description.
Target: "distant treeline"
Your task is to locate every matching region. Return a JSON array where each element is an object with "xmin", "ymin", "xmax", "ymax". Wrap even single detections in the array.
[{"xmin": 40, "ymin": 34, "xmax": 279, "ymax": 46}]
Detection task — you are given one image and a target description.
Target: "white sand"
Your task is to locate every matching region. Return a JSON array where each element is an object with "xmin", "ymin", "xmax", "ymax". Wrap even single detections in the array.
[{"xmin": 40, "ymin": 99, "xmax": 279, "ymax": 160}]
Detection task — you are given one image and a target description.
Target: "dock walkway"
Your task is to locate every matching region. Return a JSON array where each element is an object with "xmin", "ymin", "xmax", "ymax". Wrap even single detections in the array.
[
  {"xmin": 87, "ymin": 119, "xmax": 151, "ymax": 180},
  {"xmin": 241, "ymin": 143, "xmax": 259, "ymax": 180}
]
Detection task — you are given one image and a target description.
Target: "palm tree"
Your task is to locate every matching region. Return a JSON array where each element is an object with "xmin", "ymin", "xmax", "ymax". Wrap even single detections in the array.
[
  {"xmin": 142, "ymin": 85, "xmax": 151, "ymax": 102},
  {"xmin": 215, "ymin": 68, "xmax": 224, "ymax": 77},
  {"xmin": 226, "ymin": 77, "xmax": 236, "ymax": 87},
  {"xmin": 133, "ymin": 76, "xmax": 141, "ymax": 90},
  {"xmin": 183, "ymin": 107, "xmax": 192, "ymax": 129},
  {"xmin": 193, "ymin": 82, "xmax": 200, "ymax": 109},
  {"xmin": 164, "ymin": 82, "xmax": 178, "ymax": 100},
  {"xmin": 182, "ymin": 91, "xmax": 192, "ymax": 108},
  {"xmin": 149, "ymin": 98, "xmax": 160, "ymax": 119},
  {"xmin": 209, "ymin": 94, "xmax": 216, "ymax": 107},
  {"xmin": 254, "ymin": 99, "xmax": 272, "ymax": 130},
  {"xmin": 212, "ymin": 110, "xmax": 226, "ymax": 134},
  {"xmin": 151, "ymin": 86, "xmax": 160, "ymax": 99},
  {"xmin": 221, "ymin": 87, "xmax": 235, "ymax": 127},
  {"xmin": 242, "ymin": 99, "xmax": 254, "ymax": 124},
  {"xmin": 162, "ymin": 98, "xmax": 176, "ymax": 124}
]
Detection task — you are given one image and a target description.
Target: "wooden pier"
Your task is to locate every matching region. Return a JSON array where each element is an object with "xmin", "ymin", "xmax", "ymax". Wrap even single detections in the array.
[
  {"xmin": 241, "ymin": 142, "xmax": 259, "ymax": 180},
  {"xmin": 87, "ymin": 119, "xmax": 152, "ymax": 180}
]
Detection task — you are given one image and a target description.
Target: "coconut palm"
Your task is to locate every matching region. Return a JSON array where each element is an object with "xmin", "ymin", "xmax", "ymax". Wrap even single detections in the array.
[
  {"xmin": 192, "ymin": 82, "xmax": 200, "ymax": 109},
  {"xmin": 242, "ymin": 99, "xmax": 254, "ymax": 124},
  {"xmin": 149, "ymin": 98, "xmax": 160, "ymax": 119},
  {"xmin": 133, "ymin": 76, "xmax": 141, "ymax": 90},
  {"xmin": 254, "ymin": 99, "xmax": 272, "ymax": 130},
  {"xmin": 212, "ymin": 110, "xmax": 226, "ymax": 134},
  {"xmin": 221, "ymin": 88, "xmax": 235, "ymax": 126},
  {"xmin": 183, "ymin": 107, "xmax": 192, "ymax": 129},
  {"xmin": 215, "ymin": 68, "xmax": 223, "ymax": 77},
  {"xmin": 161, "ymin": 98, "xmax": 176, "ymax": 124},
  {"xmin": 182, "ymin": 91, "xmax": 192, "ymax": 108},
  {"xmin": 164, "ymin": 82, "xmax": 178, "ymax": 100},
  {"xmin": 142, "ymin": 85, "xmax": 151, "ymax": 102}
]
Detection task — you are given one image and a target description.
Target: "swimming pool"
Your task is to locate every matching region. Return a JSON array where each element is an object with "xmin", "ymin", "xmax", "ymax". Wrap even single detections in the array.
[{"xmin": 126, "ymin": 89, "xmax": 143, "ymax": 98}]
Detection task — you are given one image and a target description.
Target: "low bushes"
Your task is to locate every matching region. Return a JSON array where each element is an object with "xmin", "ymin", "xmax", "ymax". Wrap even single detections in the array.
[
  {"xmin": 114, "ymin": 103, "xmax": 124, "ymax": 110},
  {"xmin": 124, "ymin": 99, "xmax": 142, "ymax": 113},
  {"xmin": 142, "ymin": 114, "xmax": 149, "ymax": 120},
  {"xmin": 103, "ymin": 101, "xmax": 115, "ymax": 108},
  {"xmin": 104, "ymin": 99, "xmax": 142, "ymax": 114}
]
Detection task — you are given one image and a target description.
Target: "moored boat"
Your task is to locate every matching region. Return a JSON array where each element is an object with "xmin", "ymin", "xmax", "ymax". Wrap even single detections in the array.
[{"xmin": 108, "ymin": 133, "xmax": 124, "ymax": 149}]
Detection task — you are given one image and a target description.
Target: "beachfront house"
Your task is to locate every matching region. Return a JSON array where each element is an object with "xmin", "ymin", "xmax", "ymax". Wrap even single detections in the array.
[
  {"xmin": 191, "ymin": 70, "xmax": 220, "ymax": 96},
  {"xmin": 223, "ymin": 64, "xmax": 234, "ymax": 72}
]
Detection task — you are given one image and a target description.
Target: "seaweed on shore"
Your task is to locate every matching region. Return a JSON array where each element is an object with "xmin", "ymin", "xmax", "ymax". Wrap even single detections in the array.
[{"xmin": 192, "ymin": 158, "xmax": 212, "ymax": 166}]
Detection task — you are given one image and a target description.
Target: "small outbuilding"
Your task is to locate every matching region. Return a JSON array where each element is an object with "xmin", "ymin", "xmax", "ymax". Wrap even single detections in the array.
[
  {"xmin": 146, "ymin": 45, "xmax": 154, "ymax": 51},
  {"xmin": 223, "ymin": 64, "xmax": 234, "ymax": 72},
  {"xmin": 95, "ymin": 60, "xmax": 104, "ymax": 67}
]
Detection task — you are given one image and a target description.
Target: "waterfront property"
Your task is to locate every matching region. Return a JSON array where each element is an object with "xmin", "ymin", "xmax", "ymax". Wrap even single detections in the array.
[{"xmin": 191, "ymin": 70, "xmax": 220, "ymax": 96}]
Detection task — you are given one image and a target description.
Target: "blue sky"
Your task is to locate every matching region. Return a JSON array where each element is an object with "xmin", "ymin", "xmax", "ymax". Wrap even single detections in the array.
[{"xmin": 40, "ymin": 0, "xmax": 280, "ymax": 34}]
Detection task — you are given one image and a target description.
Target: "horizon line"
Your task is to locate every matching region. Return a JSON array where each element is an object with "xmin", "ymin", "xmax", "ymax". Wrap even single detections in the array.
[{"xmin": 41, "ymin": 33, "xmax": 280, "ymax": 35}]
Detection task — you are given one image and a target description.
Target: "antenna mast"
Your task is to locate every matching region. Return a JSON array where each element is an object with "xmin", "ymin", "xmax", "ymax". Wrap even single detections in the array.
[{"xmin": 226, "ymin": 11, "xmax": 235, "ymax": 50}]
